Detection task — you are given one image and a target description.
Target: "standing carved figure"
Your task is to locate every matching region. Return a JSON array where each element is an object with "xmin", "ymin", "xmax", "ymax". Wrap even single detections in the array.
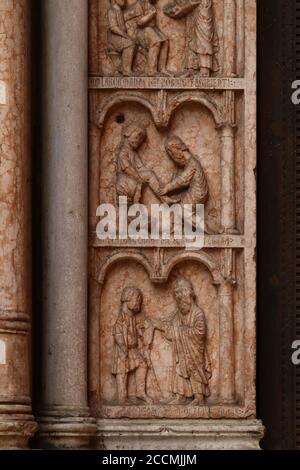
[
  {"xmin": 155, "ymin": 277, "xmax": 212, "ymax": 405},
  {"xmin": 116, "ymin": 122, "xmax": 178, "ymax": 205},
  {"xmin": 124, "ymin": 0, "xmax": 169, "ymax": 75},
  {"xmin": 164, "ymin": 0, "xmax": 219, "ymax": 76},
  {"xmin": 107, "ymin": 0, "xmax": 136, "ymax": 75},
  {"xmin": 112, "ymin": 287, "xmax": 154, "ymax": 404}
]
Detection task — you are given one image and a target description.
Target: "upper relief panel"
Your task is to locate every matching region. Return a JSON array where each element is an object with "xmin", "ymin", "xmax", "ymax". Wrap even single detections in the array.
[{"xmin": 90, "ymin": 0, "xmax": 245, "ymax": 78}]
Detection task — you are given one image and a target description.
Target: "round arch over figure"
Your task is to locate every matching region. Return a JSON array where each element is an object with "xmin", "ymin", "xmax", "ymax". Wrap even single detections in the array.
[
  {"xmin": 97, "ymin": 251, "xmax": 153, "ymax": 284},
  {"xmin": 97, "ymin": 92, "xmax": 160, "ymax": 129},
  {"xmin": 96, "ymin": 249, "xmax": 223, "ymax": 286},
  {"xmin": 164, "ymin": 250, "xmax": 223, "ymax": 285},
  {"xmin": 164, "ymin": 91, "xmax": 224, "ymax": 128}
]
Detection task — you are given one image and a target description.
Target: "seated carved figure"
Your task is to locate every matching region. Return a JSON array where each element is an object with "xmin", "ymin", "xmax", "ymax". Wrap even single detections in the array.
[
  {"xmin": 124, "ymin": 0, "xmax": 169, "ymax": 75},
  {"xmin": 116, "ymin": 122, "xmax": 177, "ymax": 205},
  {"xmin": 107, "ymin": 0, "xmax": 136, "ymax": 75}
]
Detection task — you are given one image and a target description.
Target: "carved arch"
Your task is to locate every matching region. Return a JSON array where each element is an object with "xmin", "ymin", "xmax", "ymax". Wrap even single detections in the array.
[
  {"xmin": 97, "ymin": 251, "xmax": 153, "ymax": 284},
  {"xmin": 163, "ymin": 91, "xmax": 223, "ymax": 127},
  {"xmin": 163, "ymin": 251, "xmax": 223, "ymax": 285},
  {"xmin": 96, "ymin": 92, "xmax": 160, "ymax": 129},
  {"xmin": 96, "ymin": 249, "xmax": 223, "ymax": 286}
]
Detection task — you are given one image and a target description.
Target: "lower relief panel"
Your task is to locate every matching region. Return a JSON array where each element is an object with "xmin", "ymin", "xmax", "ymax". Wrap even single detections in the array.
[{"xmin": 89, "ymin": 250, "xmax": 255, "ymax": 421}]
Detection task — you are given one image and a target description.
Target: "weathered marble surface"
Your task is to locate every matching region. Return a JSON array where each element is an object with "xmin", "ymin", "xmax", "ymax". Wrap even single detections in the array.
[
  {"xmin": 0, "ymin": 0, "xmax": 37, "ymax": 449},
  {"xmin": 97, "ymin": 419, "xmax": 265, "ymax": 450},
  {"xmin": 88, "ymin": 0, "xmax": 260, "ymax": 449},
  {"xmin": 38, "ymin": 0, "xmax": 96, "ymax": 449},
  {"xmin": 0, "ymin": 0, "xmax": 259, "ymax": 451}
]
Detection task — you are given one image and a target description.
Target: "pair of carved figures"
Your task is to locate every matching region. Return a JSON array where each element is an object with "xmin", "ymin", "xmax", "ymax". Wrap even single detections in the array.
[
  {"xmin": 115, "ymin": 122, "xmax": 209, "ymax": 211},
  {"xmin": 112, "ymin": 277, "xmax": 212, "ymax": 405},
  {"xmin": 107, "ymin": 0, "xmax": 219, "ymax": 76}
]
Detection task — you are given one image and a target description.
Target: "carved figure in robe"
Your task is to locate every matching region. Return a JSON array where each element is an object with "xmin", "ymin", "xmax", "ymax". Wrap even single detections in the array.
[
  {"xmin": 124, "ymin": 0, "xmax": 169, "ymax": 75},
  {"xmin": 153, "ymin": 277, "xmax": 212, "ymax": 405},
  {"xmin": 164, "ymin": 0, "xmax": 219, "ymax": 76},
  {"xmin": 107, "ymin": 0, "xmax": 136, "ymax": 75},
  {"xmin": 112, "ymin": 287, "xmax": 155, "ymax": 404},
  {"xmin": 160, "ymin": 134, "xmax": 209, "ymax": 206}
]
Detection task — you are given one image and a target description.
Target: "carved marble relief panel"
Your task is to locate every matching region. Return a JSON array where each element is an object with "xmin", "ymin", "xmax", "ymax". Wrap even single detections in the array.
[{"xmin": 88, "ymin": 0, "xmax": 256, "ymax": 422}]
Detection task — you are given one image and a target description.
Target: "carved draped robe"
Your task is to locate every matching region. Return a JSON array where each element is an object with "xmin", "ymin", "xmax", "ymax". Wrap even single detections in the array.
[
  {"xmin": 124, "ymin": 0, "xmax": 166, "ymax": 49},
  {"xmin": 166, "ymin": 303, "xmax": 212, "ymax": 398},
  {"xmin": 107, "ymin": 4, "xmax": 133, "ymax": 53},
  {"xmin": 164, "ymin": 0, "xmax": 219, "ymax": 72},
  {"xmin": 186, "ymin": 1, "xmax": 219, "ymax": 72},
  {"xmin": 167, "ymin": 153, "xmax": 209, "ymax": 205},
  {"xmin": 112, "ymin": 310, "xmax": 144, "ymax": 375}
]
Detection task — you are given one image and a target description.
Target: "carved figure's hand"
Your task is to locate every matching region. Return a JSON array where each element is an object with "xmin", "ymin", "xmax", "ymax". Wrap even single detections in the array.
[
  {"xmin": 155, "ymin": 317, "xmax": 164, "ymax": 328},
  {"xmin": 157, "ymin": 186, "xmax": 167, "ymax": 196}
]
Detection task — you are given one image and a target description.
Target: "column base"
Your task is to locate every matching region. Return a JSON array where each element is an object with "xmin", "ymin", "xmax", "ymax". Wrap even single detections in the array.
[
  {"xmin": 96, "ymin": 419, "xmax": 265, "ymax": 451},
  {"xmin": 0, "ymin": 414, "xmax": 38, "ymax": 449},
  {"xmin": 37, "ymin": 407, "xmax": 97, "ymax": 449}
]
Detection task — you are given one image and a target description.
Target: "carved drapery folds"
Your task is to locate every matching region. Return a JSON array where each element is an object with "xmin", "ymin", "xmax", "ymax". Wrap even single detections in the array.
[{"xmin": 88, "ymin": 0, "xmax": 262, "ymax": 448}]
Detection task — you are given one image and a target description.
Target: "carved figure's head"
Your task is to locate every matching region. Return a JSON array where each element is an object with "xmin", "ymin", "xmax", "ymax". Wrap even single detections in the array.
[
  {"xmin": 201, "ymin": 0, "xmax": 212, "ymax": 9},
  {"xmin": 121, "ymin": 286, "xmax": 143, "ymax": 313},
  {"xmin": 172, "ymin": 277, "xmax": 195, "ymax": 315},
  {"xmin": 123, "ymin": 122, "xmax": 147, "ymax": 149},
  {"xmin": 165, "ymin": 135, "xmax": 190, "ymax": 167}
]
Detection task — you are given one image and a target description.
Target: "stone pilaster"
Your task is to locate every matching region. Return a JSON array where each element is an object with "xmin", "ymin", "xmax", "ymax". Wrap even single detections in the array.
[
  {"xmin": 218, "ymin": 250, "xmax": 236, "ymax": 403},
  {"xmin": 0, "ymin": 0, "xmax": 38, "ymax": 449},
  {"xmin": 38, "ymin": 0, "xmax": 96, "ymax": 448},
  {"xmin": 223, "ymin": 0, "xmax": 237, "ymax": 76},
  {"xmin": 220, "ymin": 123, "xmax": 236, "ymax": 233}
]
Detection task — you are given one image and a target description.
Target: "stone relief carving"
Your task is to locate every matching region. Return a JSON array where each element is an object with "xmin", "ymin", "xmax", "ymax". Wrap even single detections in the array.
[
  {"xmin": 107, "ymin": 0, "xmax": 170, "ymax": 76},
  {"xmin": 116, "ymin": 121, "xmax": 178, "ymax": 205},
  {"xmin": 156, "ymin": 277, "xmax": 211, "ymax": 406},
  {"xmin": 112, "ymin": 278, "xmax": 211, "ymax": 406},
  {"xmin": 164, "ymin": 0, "xmax": 219, "ymax": 77},
  {"xmin": 124, "ymin": 0, "xmax": 170, "ymax": 76},
  {"xmin": 107, "ymin": 0, "xmax": 136, "ymax": 76},
  {"xmin": 106, "ymin": 0, "xmax": 219, "ymax": 77},
  {"xmin": 112, "ymin": 286, "xmax": 156, "ymax": 404},
  {"xmin": 115, "ymin": 121, "xmax": 209, "ymax": 213},
  {"xmin": 162, "ymin": 135, "xmax": 209, "ymax": 206},
  {"xmin": 88, "ymin": 0, "xmax": 257, "ymax": 422}
]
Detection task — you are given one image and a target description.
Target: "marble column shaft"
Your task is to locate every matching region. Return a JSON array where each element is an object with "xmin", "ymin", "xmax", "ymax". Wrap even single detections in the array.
[
  {"xmin": 38, "ymin": 0, "xmax": 96, "ymax": 448},
  {"xmin": 220, "ymin": 124, "xmax": 236, "ymax": 233},
  {"xmin": 223, "ymin": 0, "xmax": 236, "ymax": 76},
  {"xmin": 0, "ymin": 0, "xmax": 37, "ymax": 449},
  {"xmin": 218, "ymin": 279, "xmax": 235, "ymax": 403}
]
